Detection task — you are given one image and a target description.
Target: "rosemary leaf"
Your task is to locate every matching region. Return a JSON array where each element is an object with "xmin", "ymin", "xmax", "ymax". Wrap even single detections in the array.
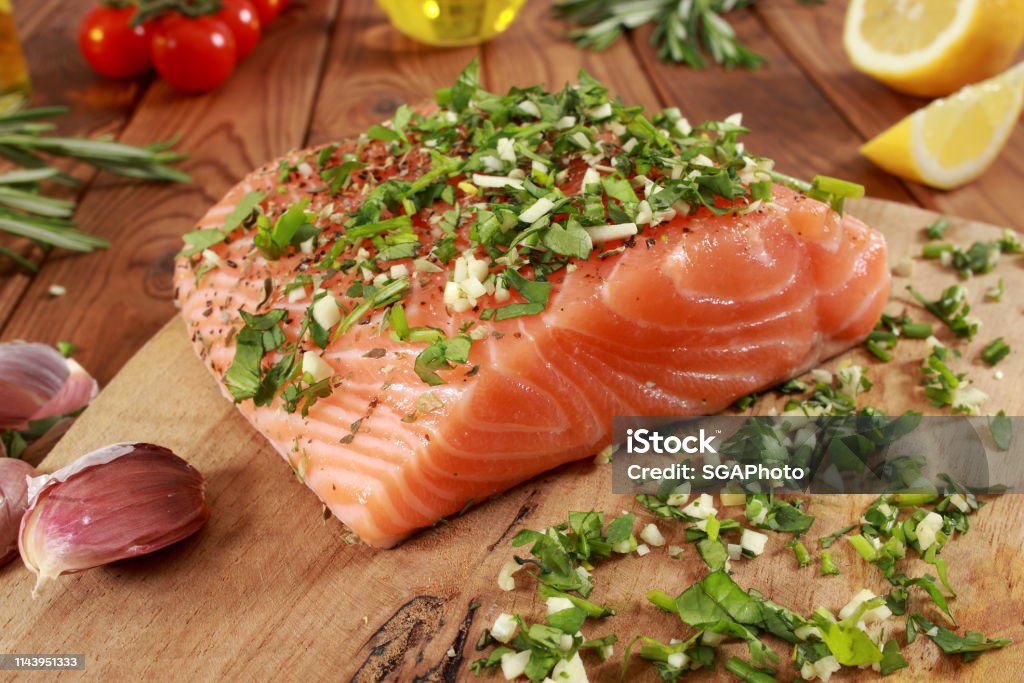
[
  {"xmin": 554, "ymin": 0, "xmax": 767, "ymax": 69},
  {"xmin": 0, "ymin": 106, "xmax": 189, "ymax": 269}
]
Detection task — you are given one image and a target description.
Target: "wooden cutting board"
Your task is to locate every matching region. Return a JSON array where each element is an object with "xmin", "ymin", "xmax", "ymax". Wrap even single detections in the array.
[{"xmin": 1, "ymin": 198, "xmax": 1022, "ymax": 682}]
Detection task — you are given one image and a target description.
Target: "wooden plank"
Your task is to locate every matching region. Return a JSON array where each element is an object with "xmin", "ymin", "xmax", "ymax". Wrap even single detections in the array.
[
  {"xmin": 0, "ymin": 0, "xmax": 341, "ymax": 385},
  {"xmin": 0, "ymin": 0, "xmax": 149, "ymax": 325},
  {"xmin": 306, "ymin": 0, "xmax": 480, "ymax": 145},
  {"xmin": 0, "ymin": 199, "xmax": 1021, "ymax": 682},
  {"xmin": 628, "ymin": 9, "xmax": 922, "ymax": 208},
  {"xmin": 757, "ymin": 0, "xmax": 1024, "ymax": 229}
]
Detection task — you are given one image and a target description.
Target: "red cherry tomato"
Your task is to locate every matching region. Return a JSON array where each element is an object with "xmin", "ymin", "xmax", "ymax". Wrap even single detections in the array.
[
  {"xmin": 249, "ymin": 0, "xmax": 285, "ymax": 26},
  {"xmin": 77, "ymin": 5, "xmax": 151, "ymax": 79},
  {"xmin": 150, "ymin": 15, "xmax": 237, "ymax": 94},
  {"xmin": 217, "ymin": 0, "xmax": 262, "ymax": 60}
]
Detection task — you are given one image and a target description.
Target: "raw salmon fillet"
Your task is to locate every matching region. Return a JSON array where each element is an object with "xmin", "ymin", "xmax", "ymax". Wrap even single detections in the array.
[{"xmin": 175, "ymin": 74, "xmax": 890, "ymax": 548}]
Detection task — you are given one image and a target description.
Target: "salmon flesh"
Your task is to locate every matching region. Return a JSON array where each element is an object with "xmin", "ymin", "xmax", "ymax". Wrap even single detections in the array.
[{"xmin": 175, "ymin": 66, "xmax": 889, "ymax": 547}]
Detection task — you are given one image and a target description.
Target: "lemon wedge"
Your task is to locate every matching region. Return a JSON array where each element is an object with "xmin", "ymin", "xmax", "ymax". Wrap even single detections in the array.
[
  {"xmin": 861, "ymin": 63, "xmax": 1023, "ymax": 190},
  {"xmin": 843, "ymin": 0, "xmax": 1024, "ymax": 97}
]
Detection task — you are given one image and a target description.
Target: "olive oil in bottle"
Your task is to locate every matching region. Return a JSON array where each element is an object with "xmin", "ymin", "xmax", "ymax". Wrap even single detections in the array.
[
  {"xmin": 376, "ymin": 0, "xmax": 526, "ymax": 46},
  {"xmin": 0, "ymin": 0, "xmax": 31, "ymax": 113}
]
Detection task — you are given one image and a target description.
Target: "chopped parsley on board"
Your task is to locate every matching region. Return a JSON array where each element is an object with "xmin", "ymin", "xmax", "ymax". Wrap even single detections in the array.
[{"xmin": 479, "ymin": 481, "xmax": 1010, "ymax": 681}]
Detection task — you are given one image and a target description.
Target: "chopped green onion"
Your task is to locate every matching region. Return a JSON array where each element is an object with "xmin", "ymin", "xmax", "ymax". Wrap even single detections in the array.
[
  {"xmin": 902, "ymin": 322, "xmax": 933, "ymax": 339},
  {"xmin": 980, "ymin": 337, "xmax": 1010, "ymax": 366},
  {"xmin": 892, "ymin": 492, "xmax": 939, "ymax": 507},
  {"xmin": 820, "ymin": 551, "xmax": 839, "ymax": 576},
  {"xmin": 336, "ymin": 277, "xmax": 409, "ymax": 338},
  {"xmin": 865, "ymin": 339, "xmax": 893, "ymax": 362},
  {"xmin": 724, "ymin": 656, "xmax": 780, "ymax": 683},
  {"xmin": 922, "ymin": 243, "xmax": 954, "ymax": 259},
  {"xmin": 907, "ymin": 285, "xmax": 978, "ymax": 341},
  {"xmin": 925, "ymin": 217, "xmax": 949, "ymax": 240},
  {"xmin": 985, "ymin": 277, "xmax": 1005, "ymax": 302},
  {"xmin": 847, "ymin": 534, "xmax": 878, "ymax": 562},
  {"xmin": 819, "ymin": 524, "xmax": 856, "ymax": 549},
  {"xmin": 807, "ymin": 175, "xmax": 865, "ymax": 214},
  {"xmin": 793, "ymin": 542, "xmax": 811, "ymax": 568},
  {"xmin": 56, "ymin": 340, "xmax": 76, "ymax": 357}
]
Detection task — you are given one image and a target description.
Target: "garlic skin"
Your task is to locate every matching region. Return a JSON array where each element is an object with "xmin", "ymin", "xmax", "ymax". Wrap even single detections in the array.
[
  {"xmin": 19, "ymin": 443, "xmax": 210, "ymax": 595},
  {"xmin": 0, "ymin": 342, "xmax": 99, "ymax": 464},
  {"xmin": 1, "ymin": 458, "xmax": 36, "ymax": 566},
  {"xmin": 0, "ymin": 342, "xmax": 98, "ymax": 430}
]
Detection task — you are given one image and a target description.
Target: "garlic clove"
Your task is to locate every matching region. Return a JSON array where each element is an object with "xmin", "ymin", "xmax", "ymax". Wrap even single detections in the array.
[
  {"xmin": 0, "ymin": 341, "xmax": 98, "ymax": 434},
  {"xmin": 19, "ymin": 443, "xmax": 210, "ymax": 596},
  {"xmin": 0, "ymin": 342, "xmax": 63, "ymax": 428},
  {"xmin": 36, "ymin": 358, "xmax": 97, "ymax": 424},
  {"xmin": 1, "ymin": 458, "xmax": 36, "ymax": 566}
]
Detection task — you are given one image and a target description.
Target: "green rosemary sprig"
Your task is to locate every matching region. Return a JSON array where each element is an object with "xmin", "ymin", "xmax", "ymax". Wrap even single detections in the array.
[
  {"xmin": 0, "ymin": 106, "xmax": 189, "ymax": 271},
  {"xmin": 554, "ymin": 0, "xmax": 824, "ymax": 69}
]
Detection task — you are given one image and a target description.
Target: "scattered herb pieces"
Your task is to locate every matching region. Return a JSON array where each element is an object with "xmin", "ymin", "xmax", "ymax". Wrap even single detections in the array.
[
  {"xmin": 470, "ymin": 609, "xmax": 613, "ymax": 680},
  {"xmin": 625, "ymin": 634, "xmax": 714, "ymax": 681},
  {"xmin": 254, "ymin": 197, "xmax": 318, "ymax": 260},
  {"xmin": 488, "ymin": 269, "xmax": 552, "ymax": 321},
  {"xmin": 907, "ymin": 284, "xmax": 979, "ymax": 341},
  {"xmin": 879, "ymin": 638, "xmax": 909, "ymax": 675},
  {"xmin": 921, "ymin": 344, "xmax": 987, "ymax": 414},
  {"xmin": 908, "ymin": 615, "xmax": 1011, "ymax": 662},
  {"xmin": 989, "ymin": 411, "xmax": 1012, "ymax": 451},
  {"xmin": 980, "ymin": 337, "xmax": 1010, "ymax": 366},
  {"xmin": 925, "ymin": 217, "xmax": 950, "ymax": 240},
  {"xmin": 512, "ymin": 510, "xmax": 636, "ymax": 598},
  {"xmin": 792, "ymin": 541, "xmax": 811, "ymax": 568},
  {"xmin": 812, "ymin": 605, "xmax": 884, "ymax": 666},
  {"xmin": 819, "ymin": 524, "xmax": 856, "ymax": 549},
  {"xmin": 820, "ymin": 550, "xmax": 839, "ymax": 576},
  {"xmin": 414, "ymin": 333, "xmax": 473, "ymax": 386},
  {"xmin": 985, "ymin": 277, "xmax": 1005, "ymax": 302},
  {"xmin": 55, "ymin": 340, "xmax": 76, "ymax": 358},
  {"xmin": 867, "ymin": 315, "xmax": 934, "ymax": 361},
  {"xmin": 224, "ymin": 309, "xmax": 288, "ymax": 403},
  {"xmin": 725, "ymin": 655, "xmax": 781, "ymax": 683}
]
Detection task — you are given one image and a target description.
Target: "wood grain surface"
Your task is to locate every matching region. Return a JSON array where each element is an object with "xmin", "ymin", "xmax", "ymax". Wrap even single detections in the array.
[
  {"xmin": 1, "ymin": 0, "xmax": 1023, "ymax": 680},
  {"xmin": 0, "ymin": 199, "xmax": 1021, "ymax": 682}
]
